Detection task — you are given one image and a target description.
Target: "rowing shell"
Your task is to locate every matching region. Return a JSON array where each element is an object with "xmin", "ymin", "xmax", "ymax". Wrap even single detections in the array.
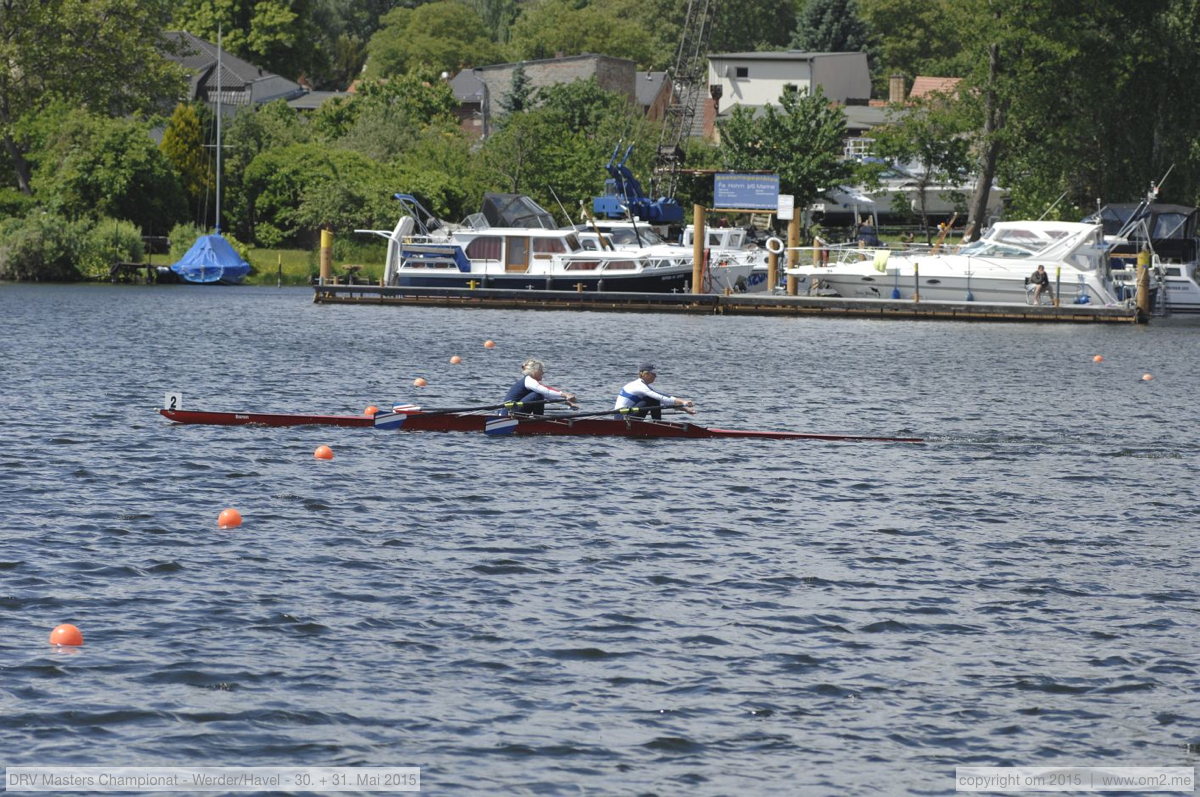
[{"xmin": 158, "ymin": 408, "xmax": 923, "ymax": 443}]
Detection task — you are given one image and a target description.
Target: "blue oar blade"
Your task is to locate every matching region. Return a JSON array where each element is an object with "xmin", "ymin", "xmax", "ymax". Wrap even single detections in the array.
[
  {"xmin": 485, "ymin": 417, "xmax": 519, "ymax": 436},
  {"xmin": 374, "ymin": 412, "xmax": 408, "ymax": 430}
]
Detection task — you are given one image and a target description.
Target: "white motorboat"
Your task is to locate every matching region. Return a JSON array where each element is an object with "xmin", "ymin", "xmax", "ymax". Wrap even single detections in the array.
[
  {"xmin": 819, "ymin": 166, "xmax": 1007, "ymax": 223},
  {"xmin": 787, "ymin": 219, "xmax": 1125, "ymax": 306},
  {"xmin": 358, "ymin": 194, "xmax": 694, "ymax": 292},
  {"xmin": 575, "ymin": 220, "xmax": 757, "ymax": 294}
]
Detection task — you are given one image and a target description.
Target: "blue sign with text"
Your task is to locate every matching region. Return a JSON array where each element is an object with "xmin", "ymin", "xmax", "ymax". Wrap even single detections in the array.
[{"xmin": 713, "ymin": 173, "xmax": 780, "ymax": 211}]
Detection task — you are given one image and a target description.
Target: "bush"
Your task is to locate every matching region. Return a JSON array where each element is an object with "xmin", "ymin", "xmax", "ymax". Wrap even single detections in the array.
[
  {"xmin": 77, "ymin": 218, "xmax": 145, "ymax": 279},
  {"xmin": 0, "ymin": 213, "xmax": 91, "ymax": 281}
]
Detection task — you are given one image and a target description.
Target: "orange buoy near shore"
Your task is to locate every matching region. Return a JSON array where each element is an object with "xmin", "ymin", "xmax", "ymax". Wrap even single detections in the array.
[
  {"xmin": 1142, "ymin": 373, "xmax": 1154, "ymax": 381},
  {"xmin": 217, "ymin": 508, "xmax": 243, "ymax": 528},
  {"xmin": 364, "ymin": 405, "xmax": 379, "ymax": 415},
  {"xmin": 413, "ymin": 377, "xmax": 428, "ymax": 387},
  {"xmin": 1093, "ymin": 355, "xmax": 1104, "ymax": 362},
  {"xmin": 314, "ymin": 445, "xmax": 334, "ymax": 460},
  {"xmin": 450, "ymin": 355, "xmax": 462, "ymax": 364},
  {"xmin": 483, "ymin": 340, "xmax": 496, "ymax": 349},
  {"xmin": 49, "ymin": 624, "xmax": 83, "ymax": 646}
]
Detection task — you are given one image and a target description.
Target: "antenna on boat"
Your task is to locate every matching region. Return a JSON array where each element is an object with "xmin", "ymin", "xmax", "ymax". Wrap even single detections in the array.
[
  {"xmin": 1037, "ymin": 192, "xmax": 1067, "ymax": 220},
  {"xmin": 547, "ymin": 185, "xmax": 573, "ymax": 226}
]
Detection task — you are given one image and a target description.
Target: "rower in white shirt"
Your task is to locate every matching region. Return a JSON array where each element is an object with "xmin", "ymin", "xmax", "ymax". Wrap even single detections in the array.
[{"xmin": 614, "ymin": 362, "xmax": 696, "ymax": 419}]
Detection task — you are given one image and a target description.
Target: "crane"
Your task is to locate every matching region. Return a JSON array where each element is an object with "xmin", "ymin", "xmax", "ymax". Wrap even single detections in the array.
[{"xmin": 591, "ymin": 0, "xmax": 717, "ymax": 225}]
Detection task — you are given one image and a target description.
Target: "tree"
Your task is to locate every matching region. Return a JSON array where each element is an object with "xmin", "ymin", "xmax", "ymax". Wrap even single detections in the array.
[
  {"xmin": 364, "ymin": 2, "xmax": 501, "ymax": 79},
  {"xmin": 869, "ymin": 95, "xmax": 971, "ymax": 235},
  {"xmin": 171, "ymin": 0, "xmax": 326, "ymax": 84},
  {"xmin": 160, "ymin": 103, "xmax": 214, "ymax": 218},
  {"xmin": 499, "ymin": 64, "xmax": 533, "ymax": 115},
  {"xmin": 710, "ymin": 0, "xmax": 797, "ymax": 53},
  {"xmin": 791, "ymin": 0, "xmax": 870, "ymax": 53},
  {"xmin": 0, "ymin": 0, "xmax": 185, "ymax": 194},
  {"xmin": 31, "ymin": 109, "xmax": 188, "ymax": 234},
  {"xmin": 857, "ymin": 0, "xmax": 962, "ymax": 95},
  {"xmin": 507, "ymin": 0, "xmax": 660, "ymax": 67},
  {"xmin": 717, "ymin": 88, "xmax": 851, "ymax": 210}
]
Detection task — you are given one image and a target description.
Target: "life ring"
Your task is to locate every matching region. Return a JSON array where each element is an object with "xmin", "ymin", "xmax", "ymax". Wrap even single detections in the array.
[{"xmin": 765, "ymin": 236, "xmax": 785, "ymax": 255}]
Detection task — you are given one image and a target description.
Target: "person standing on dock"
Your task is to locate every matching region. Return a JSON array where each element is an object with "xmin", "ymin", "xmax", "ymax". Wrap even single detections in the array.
[
  {"xmin": 503, "ymin": 359, "xmax": 578, "ymax": 415},
  {"xmin": 1030, "ymin": 264, "xmax": 1054, "ymax": 304},
  {"xmin": 614, "ymin": 363, "xmax": 697, "ymax": 419}
]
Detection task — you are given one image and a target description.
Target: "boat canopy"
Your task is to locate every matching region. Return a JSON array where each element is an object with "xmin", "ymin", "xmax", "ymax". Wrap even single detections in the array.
[
  {"xmin": 169, "ymin": 234, "xmax": 250, "ymax": 284},
  {"xmin": 479, "ymin": 193, "xmax": 557, "ymax": 229}
]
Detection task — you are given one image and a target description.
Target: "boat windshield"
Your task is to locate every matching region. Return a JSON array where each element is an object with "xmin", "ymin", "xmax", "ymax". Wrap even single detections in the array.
[
  {"xmin": 960, "ymin": 227, "xmax": 1073, "ymax": 258},
  {"xmin": 601, "ymin": 228, "xmax": 668, "ymax": 246}
]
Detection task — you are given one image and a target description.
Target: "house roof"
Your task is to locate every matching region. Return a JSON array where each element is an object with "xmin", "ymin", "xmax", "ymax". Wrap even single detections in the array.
[
  {"xmin": 909, "ymin": 76, "xmax": 962, "ymax": 98},
  {"xmin": 449, "ymin": 70, "xmax": 485, "ymax": 103},
  {"xmin": 164, "ymin": 31, "xmax": 305, "ymax": 105},
  {"xmin": 635, "ymin": 71, "xmax": 668, "ymax": 107}
]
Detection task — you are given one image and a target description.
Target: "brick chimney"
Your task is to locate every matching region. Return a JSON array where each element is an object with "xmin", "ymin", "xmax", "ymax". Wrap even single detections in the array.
[{"xmin": 889, "ymin": 74, "xmax": 906, "ymax": 103}]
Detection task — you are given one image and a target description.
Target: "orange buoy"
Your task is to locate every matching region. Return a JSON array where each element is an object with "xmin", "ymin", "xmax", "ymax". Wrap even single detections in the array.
[
  {"xmin": 314, "ymin": 445, "xmax": 334, "ymax": 460},
  {"xmin": 483, "ymin": 340, "xmax": 496, "ymax": 349},
  {"xmin": 1142, "ymin": 373, "xmax": 1154, "ymax": 381},
  {"xmin": 364, "ymin": 405, "xmax": 379, "ymax": 415},
  {"xmin": 49, "ymin": 623, "xmax": 83, "ymax": 646},
  {"xmin": 1093, "ymin": 355, "xmax": 1104, "ymax": 363},
  {"xmin": 449, "ymin": 355, "xmax": 462, "ymax": 364},
  {"xmin": 413, "ymin": 377, "xmax": 428, "ymax": 387},
  {"xmin": 217, "ymin": 508, "xmax": 243, "ymax": 528}
]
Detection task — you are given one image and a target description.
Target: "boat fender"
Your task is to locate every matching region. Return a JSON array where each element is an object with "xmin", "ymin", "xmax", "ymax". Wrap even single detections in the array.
[{"xmin": 765, "ymin": 237, "xmax": 785, "ymax": 255}]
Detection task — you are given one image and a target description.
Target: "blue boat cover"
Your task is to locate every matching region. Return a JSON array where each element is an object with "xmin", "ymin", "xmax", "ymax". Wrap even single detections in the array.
[{"xmin": 169, "ymin": 234, "xmax": 250, "ymax": 284}]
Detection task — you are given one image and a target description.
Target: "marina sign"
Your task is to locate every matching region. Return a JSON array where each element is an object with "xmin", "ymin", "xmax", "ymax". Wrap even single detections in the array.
[{"xmin": 714, "ymin": 173, "xmax": 781, "ymax": 212}]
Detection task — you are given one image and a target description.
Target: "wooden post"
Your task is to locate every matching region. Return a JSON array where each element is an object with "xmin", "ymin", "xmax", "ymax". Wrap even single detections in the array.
[
  {"xmin": 1054, "ymin": 265, "xmax": 1061, "ymax": 307},
  {"xmin": 692, "ymin": 205, "xmax": 705, "ymax": 294},
  {"xmin": 913, "ymin": 262, "xmax": 920, "ymax": 302},
  {"xmin": 319, "ymin": 228, "xmax": 333, "ymax": 284},
  {"xmin": 767, "ymin": 251, "xmax": 778, "ymax": 292},
  {"xmin": 785, "ymin": 214, "xmax": 799, "ymax": 295},
  {"xmin": 1136, "ymin": 248, "xmax": 1151, "ymax": 319}
]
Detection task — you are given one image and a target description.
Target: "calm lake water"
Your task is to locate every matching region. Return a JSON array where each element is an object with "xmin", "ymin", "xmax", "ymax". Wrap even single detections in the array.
[{"xmin": 2, "ymin": 283, "xmax": 1198, "ymax": 795}]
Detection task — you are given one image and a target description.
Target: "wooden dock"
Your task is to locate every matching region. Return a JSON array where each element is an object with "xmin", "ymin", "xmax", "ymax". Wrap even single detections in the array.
[{"xmin": 312, "ymin": 284, "xmax": 1144, "ymax": 324}]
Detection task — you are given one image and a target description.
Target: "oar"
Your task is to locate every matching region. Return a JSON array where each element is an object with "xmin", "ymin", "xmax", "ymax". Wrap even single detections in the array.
[{"xmin": 389, "ymin": 398, "xmax": 571, "ymax": 416}]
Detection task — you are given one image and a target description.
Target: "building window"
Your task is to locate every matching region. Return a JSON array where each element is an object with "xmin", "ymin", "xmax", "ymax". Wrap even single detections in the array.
[{"xmin": 735, "ymin": 66, "xmax": 749, "ymax": 79}]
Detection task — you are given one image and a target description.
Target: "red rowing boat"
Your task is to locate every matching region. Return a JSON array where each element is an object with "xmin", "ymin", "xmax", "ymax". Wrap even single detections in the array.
[{"xmin": 158, "ymin": 407, "xmax": 923, "ymax": 443}]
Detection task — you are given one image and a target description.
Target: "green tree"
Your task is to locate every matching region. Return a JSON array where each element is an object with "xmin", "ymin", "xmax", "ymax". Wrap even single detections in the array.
[
  {"xmin": 160, "ymin": 103, "xmax": 214, "ymax": 216},
  {"xmin": 364, "ymin": 2, "xmax": 501, "ymax": 78},
  {"xmin": 717, "ymin": 87, "xmax": 850, "ymax": 210},
  {"xmin": 0, "ymin": 0, "xmax": 185, "ymax": 194},
  {"xmin": 791, "ymin": 0, "xmax": 870, "ymax": 53},
  {"xmin": 31, "ymin": 109, "xmax": 188, "ymax": 234},
  {"xmin": 219, "ymin": 101, "xmax": 312, "ymax": 240},
  {"xmin": 710, "ymin": 0, "xmax": 797, "ymax": 53},
  {"xmin": 499, "ymin": 64, "xmax": 533, "ymax": 115},
  {"xmin": 857, "ymin": 0, "xmax": 961, "ymax": 94},
  {"xmin": 507, "ymin": 0, "xmax": 660, "ymax": 66},
  {"xmin": 870, "ymin": 96, "xmax": 971, "ymax": 235},
  {"xmin": 242, "ymin": 143, "xmax": 399, "ymax": 246},
  {"xmin": 171, "ymin": 0, "xmax": 325, "ymax": 83}
]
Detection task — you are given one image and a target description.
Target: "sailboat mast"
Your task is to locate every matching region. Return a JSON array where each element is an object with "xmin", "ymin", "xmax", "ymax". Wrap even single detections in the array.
[{"xmin": 215, "ymin": 27, "xmax": 222, "ymax": 234}]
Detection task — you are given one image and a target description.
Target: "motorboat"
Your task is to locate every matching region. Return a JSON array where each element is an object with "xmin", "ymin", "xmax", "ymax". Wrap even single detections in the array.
[
  {"xmin": 575, "ymin": 220, "xmax": 757, "ymax": 294},
  {"xmin": 1087, "ymin": 201, "xmax": 1200, "ymax": 314},
  {"xmin": 818, "ymin": 166, "xmax": 1007, "ymax": 224},
  {"xmin": 787, "ymin": 219, "xmax": 1126, "ymax": 305},
  {"xmin": 357, "ymin": 194, "xmax": 693, "ymax": 292}
]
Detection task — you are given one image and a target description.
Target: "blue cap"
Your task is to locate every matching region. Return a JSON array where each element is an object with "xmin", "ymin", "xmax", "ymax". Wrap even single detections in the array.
[{"xmin": 638, "ymin": 362, "xmax": 656, "ymax": 374}]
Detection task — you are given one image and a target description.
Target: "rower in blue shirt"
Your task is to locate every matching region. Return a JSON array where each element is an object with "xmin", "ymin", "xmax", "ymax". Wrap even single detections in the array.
[
  {"xmin": 503, "ymin": 359, "xmax": 578, "ymax": 415},
  {"xmin": 614, "ymin": 362, "xmax": 696, "ymax": 419}
]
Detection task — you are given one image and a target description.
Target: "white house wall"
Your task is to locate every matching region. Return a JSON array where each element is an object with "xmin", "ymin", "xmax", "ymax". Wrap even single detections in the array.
[{"xmin": 707, "ymin": 52, "xmax": 870, "ymax": 114}]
